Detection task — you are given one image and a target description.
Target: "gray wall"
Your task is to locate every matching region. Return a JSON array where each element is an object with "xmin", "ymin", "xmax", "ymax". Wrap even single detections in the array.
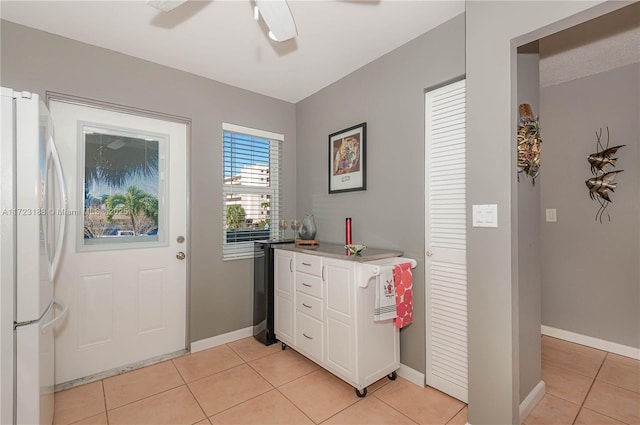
[
  {"xmin": 516, "ymin": 53, "xmax": 542, "ymax": 403},
  {"xmin": 466, "ymin": 1, "xmax": 618, "ymax": 423},
  {"xmin": 295, "ymin": 14, "xmax": 465, "ymax": 373},
  {"xmin": 539, "ymin": 62, "xmax": 640, "ymax": 348},
  {"xmin": 0, "ymin": 20, "xmax": 297, "ymax": 343}
]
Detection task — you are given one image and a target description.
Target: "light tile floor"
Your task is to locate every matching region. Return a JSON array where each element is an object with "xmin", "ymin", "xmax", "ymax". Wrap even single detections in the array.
[
  {"xmin": 524, "ymin": 336, "xmax": 639, "ymax": 425},
  {"xmin": 53, "ymin": 335, "xmax": 638, "ymax": 425}
]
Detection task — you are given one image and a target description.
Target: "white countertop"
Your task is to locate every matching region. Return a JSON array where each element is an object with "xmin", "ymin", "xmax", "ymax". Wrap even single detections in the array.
[{"xmin": 275, "ymin": 242, "xmax": 403, "ymax": 263}]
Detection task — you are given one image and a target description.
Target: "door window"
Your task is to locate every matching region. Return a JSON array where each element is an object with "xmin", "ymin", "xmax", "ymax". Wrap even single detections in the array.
[{"xmin": 79, "ymin": 123, "xmax": 168, "ymax": 251}]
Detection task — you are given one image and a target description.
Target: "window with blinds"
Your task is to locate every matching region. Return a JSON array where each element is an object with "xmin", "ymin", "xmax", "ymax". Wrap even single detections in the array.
[{"xmin": 222, "ymin": 123, "xmax": 283, "ymax": 260}]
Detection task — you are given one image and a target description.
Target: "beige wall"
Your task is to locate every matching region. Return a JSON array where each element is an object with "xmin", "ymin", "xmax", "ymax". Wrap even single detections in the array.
[
  {"xmin": 465, "ymin": 1, "xmax": 620, "ymax": 423},
  {"xmin": 295, "ymin": 14, "xmax": 466, "ymax": 372},
  {"xmin": 516, "ymin": 53, "xmax": 542, "ymax": 404},
  {"xmin": 540, "ymin": 62, "xmax": 640, "ymax": 348},
  {"xmin": 0, "ymin": 20, "xmax": 298, "ymax": 343}
]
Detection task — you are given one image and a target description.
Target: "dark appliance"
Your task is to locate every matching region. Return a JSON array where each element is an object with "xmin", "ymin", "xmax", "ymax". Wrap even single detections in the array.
[{"xmin": 253, "ymin": 239, "xmax": 293, "ymax": 345}]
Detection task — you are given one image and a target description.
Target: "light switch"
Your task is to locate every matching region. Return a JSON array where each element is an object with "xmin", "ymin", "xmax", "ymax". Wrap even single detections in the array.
[
  {"xmin": 472, "ymin": 204, "xmax": 498, "ymax": 228},
  {"xmin": 545, "ymin": 208, "xmax": 557, "ymax": 222}
]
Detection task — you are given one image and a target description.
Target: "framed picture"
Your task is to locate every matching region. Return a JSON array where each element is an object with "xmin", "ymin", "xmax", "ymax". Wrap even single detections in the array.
[{"xmin": 328, "ymin": 122, "xmax": 367, "ymax": 194}]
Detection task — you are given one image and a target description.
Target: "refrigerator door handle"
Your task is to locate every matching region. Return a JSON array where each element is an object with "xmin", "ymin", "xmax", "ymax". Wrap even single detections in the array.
[
  {"xmin": 48, "ymin": 136, "xmax": 68, "ymax": 281},
  {"xmin": 41, "ymin": 298, "xmax": 68, "ymax": 333}
]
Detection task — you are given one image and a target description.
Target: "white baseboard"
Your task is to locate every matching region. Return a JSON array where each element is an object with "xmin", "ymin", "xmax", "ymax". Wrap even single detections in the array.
[
  {"xmin": 541, "ymin": 325, "xmax": 640, "ymax": 360},
  {"xmin": 465, "ymin": 380, "xmax": 545, "ymax": 425},
  {"xmin": 519, "ymin": 380, "xmax": 545, "ymax": 424},
  {"xmin": 191, "ymin": 326, "xmax": 254, "ymax": 353},
  {"xmin": 398, "ymin": 363, "xmax": 425, "ymax": 388}
]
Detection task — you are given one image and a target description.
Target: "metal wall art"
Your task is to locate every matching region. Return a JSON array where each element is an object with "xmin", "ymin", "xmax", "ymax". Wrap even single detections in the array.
[
  {"xmin": 585, "ymin": 127, "xmax": 625, "ymax": 223},
  {"xmin": 517, "ymin": 104, "xmax": 542, "ymax": 185}
]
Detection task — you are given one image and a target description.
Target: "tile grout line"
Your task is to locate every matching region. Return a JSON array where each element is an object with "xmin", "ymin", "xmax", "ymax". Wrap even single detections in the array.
[
  {"xmin": 244, "ymin": 350, "xmax": 321, "ymax": 389},
  {"xmin": 238, "ymin": 346, "xmax": 319, "ymax": 424},
  {"xmin": 571, "ymin": 352, "xmax": 608, "ymax": 425},
  {"xmin": 196, "ymin": 342, "xmax": 277, "ymax": 422},
  {"xmin": 183, "ymin": 379, "xmax": 212, "ymax": 424},
  {"xmin": 445, "ymin": 405, "xmax": 467, "ymax": 425},
  {"xmin": 254, "ymin": 348, "xmax": 361, "ymax": 425},
  {"xmin": 273, "ymin": 385, "xmax": 323, "ymax": 425},
  {"xmin": 371, "ymin": 383, "xmax": 422, "ymax": 424},
  {"xmin": 100, "ymin": 361, "xmax": 187, "ymax": 414},
  {"xmin": 101, "ymin": 380, "xmax": 109, "ymax": 425},
  {"xmin": 203, "ymin": 385, "xmax": 275, "ymax": 421},
  {"xmin": 536, "ymin": 339, "xmax": 638, "ymax": 424},
  {"xmin": 104, "ymin": 383, "xmax": 196, "ymax": 415},
  {"xmin": 171, "ymin": 357, "xmax": 188, "ymax": 385},
  {"xmin": 172, "ymin": 346, "xmax": 246, "ymax": 386}
]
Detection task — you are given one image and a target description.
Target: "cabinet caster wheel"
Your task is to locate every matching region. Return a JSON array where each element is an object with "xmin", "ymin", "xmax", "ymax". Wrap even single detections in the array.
[
  {"xmin": 355, "ymin": 387, "xmax": 367, "ymax": 398},
  {"xmin": 281, "ymin": 343, "xmax": 286, "ymax": 350},
  {"xmin": 387, "ymin": 371, "xmax": 397, "ymax": 381}
]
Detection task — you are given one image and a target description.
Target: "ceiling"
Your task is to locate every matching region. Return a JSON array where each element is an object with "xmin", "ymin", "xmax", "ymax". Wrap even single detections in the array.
[
  {"xmin": 0, "ymin": 1, "xmax": 464, "ymax": 103},
  {"xmin": 539, "ymin": 1, "xmax": 639, "ymax": 88}
]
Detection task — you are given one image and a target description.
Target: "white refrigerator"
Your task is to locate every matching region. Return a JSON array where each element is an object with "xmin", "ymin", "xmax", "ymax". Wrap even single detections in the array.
[{"xmin": 1, "ymin": 88, "xmax": 69, "ymax": 425}]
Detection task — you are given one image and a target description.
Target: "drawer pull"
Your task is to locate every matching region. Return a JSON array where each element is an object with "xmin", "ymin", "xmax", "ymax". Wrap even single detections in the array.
[
  {"xmin": 302, "ymin": 303, "xmax": 312, "ymax": 308},
  {"xmin": 303, "ymin": 333, "xmax": 313, "ymax": 340},
  {"xmin": 302, "ymin": 262, "xmax": 312, "ymax": 266},
  {"xmin": 302, "ymin": 283, "xmax": 312, "ymax": 287}
]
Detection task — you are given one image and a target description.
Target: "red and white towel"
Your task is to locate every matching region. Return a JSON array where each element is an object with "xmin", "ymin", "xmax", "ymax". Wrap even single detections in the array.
[
  {"xmin": 374, "ymin": 266, "xmax": 397, "ymax": 321},
  {"xmin": 393, "ymin": 262, "xmax": 413, "ymax": 329}
]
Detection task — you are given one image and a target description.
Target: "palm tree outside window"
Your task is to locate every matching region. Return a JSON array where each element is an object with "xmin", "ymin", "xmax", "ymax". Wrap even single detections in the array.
[{"xmin": 81, "ymin": 125, "xmax": 165, "ymax": 247}]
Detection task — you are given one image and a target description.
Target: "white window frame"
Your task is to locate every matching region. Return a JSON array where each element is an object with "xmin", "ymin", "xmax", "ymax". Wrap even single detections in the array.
[
  {"xmin": 222, "ymin": 123, "xmax": 283, "ymax": 260},
  {"xmin": 77, "ymin": 121, "xmax": 168, "ymax": 252}
]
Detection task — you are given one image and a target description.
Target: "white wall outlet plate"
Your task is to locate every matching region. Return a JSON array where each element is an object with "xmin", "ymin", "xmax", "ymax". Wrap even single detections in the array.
[
  {"xmin": 472, "ymin": 204, "xmax": 498, "ymax": 228},
  {"xmin": 545, "ymin": 208, "xmax": 557, "ymax": 222}
]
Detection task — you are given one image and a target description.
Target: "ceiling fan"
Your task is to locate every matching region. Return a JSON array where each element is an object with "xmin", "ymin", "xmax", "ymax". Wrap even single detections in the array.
[{"xmin": 146, "ymin": 0, "xmax": 298, "ymax": 42}]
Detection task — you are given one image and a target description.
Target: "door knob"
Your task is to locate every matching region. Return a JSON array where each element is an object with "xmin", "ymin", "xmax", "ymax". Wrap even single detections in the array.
[{"xmin": 176, "ymin": 252, "xmax": 186, "ymax": 260}]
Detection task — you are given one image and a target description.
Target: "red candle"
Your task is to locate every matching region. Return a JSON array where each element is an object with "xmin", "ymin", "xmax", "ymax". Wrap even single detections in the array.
[{"xmin": 346, "ymin": 217, "xmax": 352, "ymax": 245}]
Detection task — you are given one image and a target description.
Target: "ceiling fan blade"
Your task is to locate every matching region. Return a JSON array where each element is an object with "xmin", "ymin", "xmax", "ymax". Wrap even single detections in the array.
[
  {"xmin": 255, "ymin": 0, "xmax": 297, "ymax": 42},
  {"xmin": 146, "ymin": 0, "xmax": 187, "ymax": 12}
]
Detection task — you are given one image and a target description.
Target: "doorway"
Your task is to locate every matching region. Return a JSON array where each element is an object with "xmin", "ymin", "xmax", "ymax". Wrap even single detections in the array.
[{"xmin": 48, "ymin": 96, "xmax": 190, "ymax": 385}]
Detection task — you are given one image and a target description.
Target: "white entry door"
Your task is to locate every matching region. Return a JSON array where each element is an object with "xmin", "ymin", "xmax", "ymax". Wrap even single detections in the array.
[
  {"xmin": 425, "ymin": 79, "xmax": 468, "ymax": 402},
  {"xmin": 49, "ymin": 99, "xmax": 188, "ymax": 385}
]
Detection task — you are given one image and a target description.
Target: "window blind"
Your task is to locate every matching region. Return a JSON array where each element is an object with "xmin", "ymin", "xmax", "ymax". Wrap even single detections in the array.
[{"xmin": 222, "ymin": 124, "xmax": 283, "ymax": 260}]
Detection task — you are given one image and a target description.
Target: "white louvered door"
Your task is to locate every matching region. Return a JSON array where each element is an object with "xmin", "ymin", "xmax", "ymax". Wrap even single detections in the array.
[{"xmin": 425, "ymin": 79, "xmax": 468, "ymax": 402}]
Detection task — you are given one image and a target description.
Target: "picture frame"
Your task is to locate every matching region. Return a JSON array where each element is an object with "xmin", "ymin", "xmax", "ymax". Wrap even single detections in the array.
[{"xmin": 328, "ymin": 122, "xmax": 367, "ymax": 194}]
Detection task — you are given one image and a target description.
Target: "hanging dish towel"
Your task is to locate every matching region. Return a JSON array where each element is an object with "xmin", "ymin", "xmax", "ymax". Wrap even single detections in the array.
[
  {"xmin": 374, "ymin": 266, "xmax": 397, "ymax": 321},
  {"xmin": 394, "ymin": 262, "xmax": 414, "ymax": 329}
]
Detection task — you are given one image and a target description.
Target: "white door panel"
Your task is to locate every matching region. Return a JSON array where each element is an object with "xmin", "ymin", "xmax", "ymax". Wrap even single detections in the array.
[
  {"xmin": 425, "ymin": 79, "xmax": 468, "ymax": 403},
  {"xmin": 49, "ymin": 100, "xmax": 187, "ymax": 384}
]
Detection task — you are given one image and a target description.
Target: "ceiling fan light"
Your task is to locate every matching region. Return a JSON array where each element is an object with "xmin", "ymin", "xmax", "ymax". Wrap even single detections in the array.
[
  {"xmin": 255, "ymin": 0, "xmax": 297, "ymax": 42},
  {"xmin": 146, "ymin": 0, "xmax": 187, "ymax": 12},
  {"xmin": 107, "ymin": 139, "xmax": 125, "ymax": 150}
]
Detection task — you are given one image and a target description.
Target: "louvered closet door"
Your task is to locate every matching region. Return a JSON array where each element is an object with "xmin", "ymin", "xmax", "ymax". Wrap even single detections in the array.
[{"xmin": 425, "ymin": 79, "xmax": 468, "ymax": 403}]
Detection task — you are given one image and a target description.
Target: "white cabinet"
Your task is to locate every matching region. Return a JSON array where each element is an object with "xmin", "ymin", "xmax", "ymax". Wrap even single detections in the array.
[
  {"xmin": 324, "ymin": 258, "xmax": 355, "ymax": 381},
  {"xmin": 294, "ymin": 253, "xmax": 324, "ymax": 363},
  {"xmin": 274, "ymin": 249, "xmax": 294, "ymax": 347},
  {"xmin": 274, "ymin": 249, "xmax": 401, "ymax": 397}
]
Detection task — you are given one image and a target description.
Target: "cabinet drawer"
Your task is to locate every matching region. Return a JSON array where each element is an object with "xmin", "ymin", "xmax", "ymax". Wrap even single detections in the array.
[
  {"xmin": 295, "ymin": 253, "xmax": 322, "ymax": 276},
  {"xmin": 296, "ymin": 312, "xmax": 323, "ymax": 362},
  {"xmin": 296, "ymin": 273, "xmax": 323, "ymax": 299},
  {"xmin": 296, "ymin": 292, "xmax": 323, "ymax": 321}
]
